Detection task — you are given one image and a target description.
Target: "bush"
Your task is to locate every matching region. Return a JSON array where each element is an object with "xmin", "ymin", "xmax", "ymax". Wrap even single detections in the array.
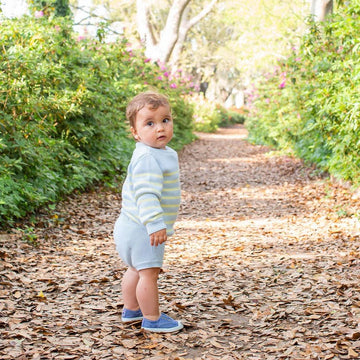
[
  {"xmin": 0, "ymin": 15, "xmax": 195, "ymax": 228},
  {"xmin": 246, "ymin": 2, "xmax": 360, "ymax": 185},
  {"xmin": 218, "ymin": 106, "xmax": 246, "ymax": 127},
  {"xmin": 188, "ymin": 95, "xmax": 244, "ymax": 132}
]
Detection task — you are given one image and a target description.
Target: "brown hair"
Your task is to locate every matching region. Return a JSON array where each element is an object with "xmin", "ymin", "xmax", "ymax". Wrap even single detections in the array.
[{"xmin": 126, "ymin": 91, "xmax": 171, "ymax": 128}]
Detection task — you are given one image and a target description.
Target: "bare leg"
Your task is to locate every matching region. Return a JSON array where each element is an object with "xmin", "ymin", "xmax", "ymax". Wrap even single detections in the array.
[
  {"xmin": 136, "ymin": 267, "xmax": 161, "ymax": 321},
  {"xmin": 122, "ymin": 267, "xmax": 140, "ymax": 311}
]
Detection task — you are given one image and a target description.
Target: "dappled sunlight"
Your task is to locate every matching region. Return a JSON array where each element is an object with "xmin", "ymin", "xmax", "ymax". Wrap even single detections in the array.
[
  {"xmin": 195, "ymin": 131, "xmax": 248, "ymax": 141},
  {"xmin": 2, "ymin": 125, "xmax": 359, "ymax": 360},
  {"xmin": 168, "ymin": 214, "xmax": 359, "ymax": 266},
  {"xmin": 208, "ymin": 156, "xmax": 266, "ymax": 164}
]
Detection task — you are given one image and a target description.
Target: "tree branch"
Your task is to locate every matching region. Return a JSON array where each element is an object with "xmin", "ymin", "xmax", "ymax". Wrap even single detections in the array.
[
  {"xmin": 136, "ymin": 0, "xmax": 156, "ymax": 48},
  {"xmin": 170, "ymin": 0, "xmax": 218, "ymax": 67},
  {"xmin": 186, "ymin": 0, "xmax": 218, "ymax": 31}
]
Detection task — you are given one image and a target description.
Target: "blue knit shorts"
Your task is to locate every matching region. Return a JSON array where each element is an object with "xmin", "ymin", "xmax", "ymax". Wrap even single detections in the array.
[{"xmin": 113, "ymin": 212, "xmax": 165, "ymax": 271}]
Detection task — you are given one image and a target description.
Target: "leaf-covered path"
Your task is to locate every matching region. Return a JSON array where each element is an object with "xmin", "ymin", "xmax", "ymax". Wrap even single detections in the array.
[{"xmin": 1, "ymin": 125, "xmax": 360, "ymax": 360}]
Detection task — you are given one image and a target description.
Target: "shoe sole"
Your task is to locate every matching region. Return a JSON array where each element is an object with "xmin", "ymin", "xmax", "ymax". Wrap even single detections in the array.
[
  {"xmin": 141, "ymin": 322, "xmax": 184, "ymax": 333},
  {"xmin": 122, "ymin": 316, "xmax": 143, "ymax": 323}
]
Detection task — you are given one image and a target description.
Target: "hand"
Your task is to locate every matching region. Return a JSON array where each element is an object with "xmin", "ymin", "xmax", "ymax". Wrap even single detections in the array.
[{"xmin": 150, "ymin": 229, "xmax": 167, "ymax": 247}]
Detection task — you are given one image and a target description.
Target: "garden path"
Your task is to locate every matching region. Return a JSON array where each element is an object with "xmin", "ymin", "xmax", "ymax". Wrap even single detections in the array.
[{"xmin": 1, "ymin": 125, "xmax": 360, "ymax": 360}]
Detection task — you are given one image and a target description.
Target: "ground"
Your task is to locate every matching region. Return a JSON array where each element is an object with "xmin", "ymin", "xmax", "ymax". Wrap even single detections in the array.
[{"xmin": 1, "ymin": 125, "xmax": 360, "ymax": 360}]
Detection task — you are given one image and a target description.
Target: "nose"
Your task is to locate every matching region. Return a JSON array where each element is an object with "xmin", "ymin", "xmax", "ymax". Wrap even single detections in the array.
[{"xmin": 157, "ymin": 123, "xmax": 165, "ymax": 132}]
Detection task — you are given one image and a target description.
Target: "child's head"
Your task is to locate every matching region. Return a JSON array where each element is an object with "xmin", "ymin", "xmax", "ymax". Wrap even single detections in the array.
[
  {"xmin": 126, "ymin": 91, "xmax": 171, "ymax": 128},
  {"xmin": 126, "ymin": 91, "xmax": 173, "ymax": 149}
]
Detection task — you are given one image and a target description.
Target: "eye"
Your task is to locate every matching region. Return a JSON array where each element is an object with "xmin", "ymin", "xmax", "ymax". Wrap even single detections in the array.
[
  {"xmin": 163, "ymin": 118, "xmax": 171, "ymax": 123},
  {"xmin": 146, "ymin": 121, "xmax": 154, "ymax": 126}
]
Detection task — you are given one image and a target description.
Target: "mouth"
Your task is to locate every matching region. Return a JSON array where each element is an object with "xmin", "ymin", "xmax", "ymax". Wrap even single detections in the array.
[{"xmin": 157, "ymin": 136, "xmax": 166, "ymax": 140}]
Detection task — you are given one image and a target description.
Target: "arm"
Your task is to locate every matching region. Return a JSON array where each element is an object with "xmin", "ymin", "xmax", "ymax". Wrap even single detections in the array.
[{"xmin": 132, "ymin": 154, "xmax": 167, "ymax": 237}]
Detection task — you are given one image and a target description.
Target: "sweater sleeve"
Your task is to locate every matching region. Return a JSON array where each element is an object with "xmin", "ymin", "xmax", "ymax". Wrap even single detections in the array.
[{"xmin": 131, "ymin": 154, "xmax": 166, "ymax": 235}]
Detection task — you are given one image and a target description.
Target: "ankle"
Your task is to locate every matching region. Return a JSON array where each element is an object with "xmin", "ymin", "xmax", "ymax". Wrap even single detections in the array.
[
  {"xmin": 143, "ymin": 314, "xmax": 160, "ymax": 321},
  {"xmin": 125, "ymin": 306, "xmax": 140, "ymax": 311}
]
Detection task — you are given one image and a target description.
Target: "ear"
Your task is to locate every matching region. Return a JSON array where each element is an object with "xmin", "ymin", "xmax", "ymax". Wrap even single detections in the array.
[{"xmin": 130, "ymin": 126, "xmax": 139, "ymax": 140}]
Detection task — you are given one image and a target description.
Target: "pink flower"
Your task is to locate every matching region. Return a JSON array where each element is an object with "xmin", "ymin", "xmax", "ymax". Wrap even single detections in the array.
[
  {"xmin": 157, "ymin": 76, "xmax": 163, "ymax": 80},
  {"xmin": 77, "ymin": 35, "xmax": 86, "ymax": 41},
  {"xmin": 170, "ymin": 83, "xmax": 177, "ymax": 89},
  {"xmin": 295, "ymin": 57, "xmax": 301, "ymax": 62},
  {"xmin": 54, "ymin": 25, "xmax": 61, "ymax": 31},
  {"xmin": 144, "ymin": 58, "xmax": 151, "ymax": 63},
  {"xmin": 279, "ymin": 80, "xmax": 286, "ymax": 89},
  {"xmin": 265, "ymin": 98, "xmax": 270, "ymax": 104},
  {"xmin": 163, "ymin": 72, "xmax": 169, "ymax": 77},
  {"xmin": 35, "ymin": 10, "xmax": 44, "ymax": 18}
]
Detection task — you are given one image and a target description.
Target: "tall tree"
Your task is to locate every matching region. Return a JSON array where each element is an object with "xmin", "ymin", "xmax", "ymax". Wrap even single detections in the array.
[
  {"xmin": 136, "ymin": 0, "xmax": 218, "ymax": 64},
  {"xmin": 311, "ymin": 0, "xmax": 333, "ymax": 21},
  {"xmin": 68, "ymin": 0, "xmax": 309, "ymax": 104},
  {"xmin": 169, "ymin": 0, "xmax": 217, "ymax": 67}
]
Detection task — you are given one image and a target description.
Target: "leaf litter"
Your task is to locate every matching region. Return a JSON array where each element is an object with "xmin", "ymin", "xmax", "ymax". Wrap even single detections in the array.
[{"xmin": 1, "ymin": 125, "xmax": 359, "ymax": 359}]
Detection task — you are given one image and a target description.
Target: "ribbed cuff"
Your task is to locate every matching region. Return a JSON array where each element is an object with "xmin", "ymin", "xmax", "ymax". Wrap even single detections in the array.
[{"xmin": 146, "ymin": 219, "xmax": 167, "ymax": 235}]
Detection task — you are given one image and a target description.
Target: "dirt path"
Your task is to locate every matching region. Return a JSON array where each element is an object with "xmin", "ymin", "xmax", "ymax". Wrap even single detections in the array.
[{"xmin": 1, "ymin": 125, "xmax": 360, "ymax": 360}]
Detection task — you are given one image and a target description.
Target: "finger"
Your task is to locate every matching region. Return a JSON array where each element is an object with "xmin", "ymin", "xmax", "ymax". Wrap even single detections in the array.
[{"xmin": 153, "ymin": 235, "xmax": 159, "ymax": 247}]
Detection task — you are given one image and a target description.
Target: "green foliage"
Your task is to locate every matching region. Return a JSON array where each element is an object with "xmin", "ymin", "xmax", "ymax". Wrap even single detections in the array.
[
  {"xmin": 188, "ymin": 95, "xmax": 245, "ymax": 132},
  {"xmin": 246, "ymin": 2, "xmax": 360, "ymax": 186},
  {"xmin": 178, "ymin": 0, "xmax": 308, "ymax": 89},
  {"xmin": 0, "ymin": 16, "xmax": 194, "ymax": 228},
  {"xmin": 28, "ymin": 0, "xmax": 71, "ymax": 17},
  {"xmin": 218, "ymin": 107, "xmax": 246, "ymax": 127},
  {"xmin": 17, "ymin": 226, "xmax": 39, "ymax": 246},
  {"xmin": 187, "ymin": 95, "xmax": 245, "ymax": 132},
  {"xmin": 188, "ymin": 95, "xmax": 221, "ymax": 132},
  {"xmin": 69, "ymin": 0, "xmax": 308, "ymax": 102},
  {"xmin": 169, "ymin": 95, "xmax": 196, "ymax": 150}
]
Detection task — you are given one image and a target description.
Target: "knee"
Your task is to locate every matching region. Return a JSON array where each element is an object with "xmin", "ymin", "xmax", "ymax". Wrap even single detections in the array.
[{"xmin": 139, "ymin": 267, "xmax": 160, "ymax": 282}]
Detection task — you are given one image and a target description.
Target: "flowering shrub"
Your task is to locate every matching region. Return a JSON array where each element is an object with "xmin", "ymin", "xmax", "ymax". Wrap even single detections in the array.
[
  {"xmin": 188, "ymin": 94, "xmax": 221, "ymax": 132},
  {"xmin": 246, "ymin": 2, "xmax": 360, "ymax": 185},
  {"xmin": 185, "ymin": 94, "xmax": 246, "ymax": 133},
  {"xmin": 0, "ymin": 16, "xmax": 195, "ymax": 227}
]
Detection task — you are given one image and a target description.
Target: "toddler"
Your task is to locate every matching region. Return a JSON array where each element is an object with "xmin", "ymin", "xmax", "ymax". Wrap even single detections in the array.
[{"xmin": 113, "ymin": 91, "xmax": 183, "ymax": 333}]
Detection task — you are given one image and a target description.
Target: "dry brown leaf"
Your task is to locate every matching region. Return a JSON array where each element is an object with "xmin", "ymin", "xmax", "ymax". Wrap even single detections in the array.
[{"xmin": 1, "ymin": 125, "xmax": 359, "ymax": 359}]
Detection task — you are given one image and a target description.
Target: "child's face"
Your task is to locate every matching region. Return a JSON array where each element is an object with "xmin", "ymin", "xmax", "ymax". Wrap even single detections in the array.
[{"xmin": 131, "ymin": 104, "xmax": 173, "ymax": 149}]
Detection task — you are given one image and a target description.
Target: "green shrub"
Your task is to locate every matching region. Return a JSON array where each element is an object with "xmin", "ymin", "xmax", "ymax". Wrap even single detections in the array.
[
  {"xmin": 190, "ymin": 95, "xmax": 221, "ymax": 132},
  {"xmin": 218, "ymin": 106, "xmax": 246, "ymax": 127},
  {"xmin": 0, "ymin": 16, "xmax": 195, "ymax": 228},
  {"xmin": 188, "ymin": 94, "xmax": 237, "ymax": 132},
  {"xmin": 246, "ymin": 2, "xmax": 360, "ymax": 185},
  {"xmin": 188, "ymin": 94, "xmax": 246, "ymax": 132}
]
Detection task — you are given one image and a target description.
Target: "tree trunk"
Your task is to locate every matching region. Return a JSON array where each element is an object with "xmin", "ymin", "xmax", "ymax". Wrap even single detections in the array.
[
  {"xmin": 136, "ymin": 0, "xmax": 156, "ymax": 53},
  {"xmin": 311, "ymin": 0, "xmax": 333, "ymax": 21},
  {"xmin": 159, "ymin": 0, "xmax": 191, "ymax": 63},
  {"xmin": 170, "ymin": 0, "xmax": 218, "ymax": 67},
  {"xmin": 137, "ymin": 0, "xmax": 190, "ymax": 63},
  {"xmin": 137, "ymin": 0, "xmax": 217, "ymax": 64}
]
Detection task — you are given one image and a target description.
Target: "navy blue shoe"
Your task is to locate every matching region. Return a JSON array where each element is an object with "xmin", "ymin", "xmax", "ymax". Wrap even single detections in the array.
[
  {"xmin": 121, "ymin": 308, "xmax": 143, "ymax": 323},
  {"xmin": 141, "ymin": 313, "xmax": 183, "ymax": 333}
]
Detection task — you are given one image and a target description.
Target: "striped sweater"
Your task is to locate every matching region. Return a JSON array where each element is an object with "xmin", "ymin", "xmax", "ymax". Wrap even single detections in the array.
[{"xmin": 121, "ymin": 142, "xmax": 181, "ymax": 236}]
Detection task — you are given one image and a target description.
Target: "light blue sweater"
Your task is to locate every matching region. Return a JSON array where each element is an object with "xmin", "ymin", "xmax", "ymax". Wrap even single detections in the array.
[{"xmin": 121, "ymin": 142, "xmax": 181, "ymax": 236}]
